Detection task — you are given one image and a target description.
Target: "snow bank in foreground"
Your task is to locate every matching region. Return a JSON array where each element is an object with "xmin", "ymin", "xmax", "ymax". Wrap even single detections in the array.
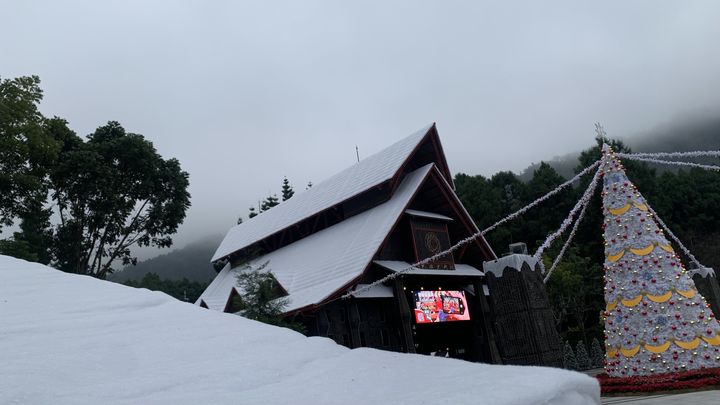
[{"xmin": 0, "ymin": 255, "xmax": 600, "ymax": 405}]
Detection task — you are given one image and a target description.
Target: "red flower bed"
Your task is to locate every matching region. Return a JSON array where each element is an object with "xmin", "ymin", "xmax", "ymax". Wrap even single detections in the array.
[{"xmin": 597, "ymin": 367, "xmax": 720, "ymax": 394}]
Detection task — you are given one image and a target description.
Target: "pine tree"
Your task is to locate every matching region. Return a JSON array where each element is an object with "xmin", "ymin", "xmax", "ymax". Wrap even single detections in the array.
[
  {"xmin": 281, "ymin": 177, "xmax": 294, "ymax": 201},
  {"xmin": 575, "ymin": 340, "xmax": 591, "ymax": 370},
  {"xmin": 563, "ymin": 341, "xmax": 578, "ymax": 370},
  {"xmin": 306, "ymin": 181, "xmax": 313, "ymax": 190},
  {"xmin": 248, "ymin": 206, "xmax": 257, "ymax": 218},
  {"xmin": 260, "ymin": 194, "xmax": 279, "ymax": 212},
  {"xmin": 601, "ymin": 144, "xmax": 720, "ymax": 376},
  {"xmin": 234, "ymin": 261, "xmax": 305, "ymax": 333},
  {"xmin": 237, "ymin": 216, "xmax": 243, "ymax": 225},
  {"xmin": 590, "ymin": 338, "xmax": 604, "ymax": 368}
]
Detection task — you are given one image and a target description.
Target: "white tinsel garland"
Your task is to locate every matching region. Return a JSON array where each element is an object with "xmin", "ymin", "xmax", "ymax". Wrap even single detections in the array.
[
  {"xmin": 618, "ymin": 151, "xmax": 720, "ymax": 159},
  {"xmin": 617, "ymin": 154, "xmax": 720, "ymax": 171},
  {"xmin": 645, "ymin": 202, "xmax": 705, "ymax": 270},
  {"xmin": 534, "ymin": 166, "xmax": 602, "ymax": 263},
  {"xmin": 482, "ymin": 159, "xmax": 601, "ymax": 235},
  {"xmin": 342, "ymin": 159, "xmax": 602, "ymax": 299},
  {"xmin": 543, "ymin": 185, "xmax": 593, "ymax": 283}
]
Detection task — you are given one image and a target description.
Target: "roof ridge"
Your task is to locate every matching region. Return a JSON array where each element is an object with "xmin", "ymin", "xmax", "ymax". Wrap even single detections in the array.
[{"xmin": 211, "ymin": 123, "xmax": 436, "ymax": 262}]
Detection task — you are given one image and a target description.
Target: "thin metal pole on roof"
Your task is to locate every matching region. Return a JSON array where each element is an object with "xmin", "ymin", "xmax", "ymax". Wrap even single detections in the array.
[{"xmin": 356, "ymin": 145, "xmax": 360, "ymax": 163}]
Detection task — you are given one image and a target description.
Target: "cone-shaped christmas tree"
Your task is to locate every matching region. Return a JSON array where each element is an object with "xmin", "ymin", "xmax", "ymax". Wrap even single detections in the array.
[{"xmin": 600, "ymin": 145, "xmax": 720, "ymax": 377}]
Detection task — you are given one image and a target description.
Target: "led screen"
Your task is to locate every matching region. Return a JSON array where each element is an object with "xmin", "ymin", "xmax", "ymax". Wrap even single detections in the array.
[{"xmin": 413, "ymin": 290, "xmax": 470, "ymax": 324}]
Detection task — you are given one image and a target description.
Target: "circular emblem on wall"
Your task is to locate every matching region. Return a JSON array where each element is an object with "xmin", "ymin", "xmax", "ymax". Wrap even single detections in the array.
[{"xmin": 424, "ymin": 232, "xmax": 442, "ymax": 254}]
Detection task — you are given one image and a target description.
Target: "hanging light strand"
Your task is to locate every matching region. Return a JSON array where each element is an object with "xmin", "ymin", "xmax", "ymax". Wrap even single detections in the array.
[
  {"xmin": 542, "ymin": 182, "xmax": 594, "ymax": 283},
  {"xmin": 617, "ymin": 154, "xmax": 720, "ymax": 171},
  {"xmin": 534, "ymin": 165, "xmax": 602, "ymax": 263},
  {"xmin": 645, "ymin": 202, "xmax": 705, "ymax": 270},
  {"xmin": 342, "ymin": 159, "xmax": 602, "ymax": 299},
  {"xmin": 481, "ymin": 159, "xmax": 601, "ymax": 235},
  {"xmin": 617, "ymin": 150, "xmax": 720, "ymax": 159}
]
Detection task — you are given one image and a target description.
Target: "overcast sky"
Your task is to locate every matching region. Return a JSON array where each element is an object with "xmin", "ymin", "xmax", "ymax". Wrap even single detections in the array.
[{"xmin": 3, "ymin": 1, "xmax": 720, "ymax": 258}]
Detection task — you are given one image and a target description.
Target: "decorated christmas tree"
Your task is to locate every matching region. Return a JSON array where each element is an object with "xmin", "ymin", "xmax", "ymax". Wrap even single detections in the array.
[{"xmin": 600, "ymin": 145, "xmax": 720, "ymax": 377}]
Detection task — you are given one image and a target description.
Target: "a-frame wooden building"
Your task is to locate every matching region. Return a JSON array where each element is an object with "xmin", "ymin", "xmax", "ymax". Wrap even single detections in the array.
[{"xmin": 198, "ymin": 124, "xmax": 501, "ymax": 363}]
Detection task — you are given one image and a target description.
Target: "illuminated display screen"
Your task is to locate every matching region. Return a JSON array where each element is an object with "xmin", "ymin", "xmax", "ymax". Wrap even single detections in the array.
[{"xmin": 412, "ymin": 290, "xmax": 470, "ymax": 324}]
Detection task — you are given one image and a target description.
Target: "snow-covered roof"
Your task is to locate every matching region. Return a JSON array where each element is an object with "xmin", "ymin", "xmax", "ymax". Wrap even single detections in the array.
[
  {"xmin": 194, "ymin": 263, "xmax": 235, "ymax": 311},
  {"xmin": 374, "ymin": 260, "xmax": 485, "ymax": 277},
  {"xmin": 211, "ymin": 124, "xmax": 435, "ymax": 262},
  {"xmin": 0, "ymin": 254, "xmax": 601, "ymax": 404},
  {"xmin": 404, "ymin": 209, "xmax": 454, "ymax": 221},
  {"xmin": 349, "ymin": 284, "xmax": 394, "ymax": 299},
  {"xmin": 200, "ymin": 164, "xmax": 435, "ymax": 313}
]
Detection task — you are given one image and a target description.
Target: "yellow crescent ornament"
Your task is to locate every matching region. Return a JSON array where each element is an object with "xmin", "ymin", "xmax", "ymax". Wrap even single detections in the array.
[
  {"xmin": 677, "ymin": 290, "xmax": 696, "ymax": 299},
  {"xmin": 645, "ymin": 341, "xmax": 671, "ymax": 354},
  {"xmin": 609, "ymin": 204, "xmax": 631, "ymax": 215},
  {"xmin": 675, "ymin": 338, "xmax": 701, "ymax": 350},
  {"xmin": 647, "ymin": 291, "xmax": 673, "ymax": 303},
  {"xmin": 607, "ymin": 250, "xmax": 625, "ymax": 262},
  {"xmin": 621, "ymin": 295, "xmax": 643, "ymax": 307},
  {"xmin": 702, "ymin": 334, "xmax": 720, "ymax": 345},
  {"xmin": 620, "ymin": 345, "xmax": 641, "ymax": 357},
  {"xmin": 629, "ymin": 245, "xmax": 655, "ymax": 256}
]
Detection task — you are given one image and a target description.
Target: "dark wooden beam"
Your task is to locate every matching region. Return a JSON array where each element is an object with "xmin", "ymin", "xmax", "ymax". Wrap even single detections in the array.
[{"xmin": 393, "ymin": 277, "xmax": 416, "ymax": 354}]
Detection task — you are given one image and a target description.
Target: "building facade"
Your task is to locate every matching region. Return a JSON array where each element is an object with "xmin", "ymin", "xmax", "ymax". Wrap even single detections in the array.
[{"xmin": 198, "ymin": 124, "xmax": 523, "ymax": 363}]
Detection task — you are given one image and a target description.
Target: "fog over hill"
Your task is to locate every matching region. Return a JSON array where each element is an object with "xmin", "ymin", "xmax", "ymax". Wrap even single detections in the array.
[
  {"xmin": 111, "ymin": 234, "xmax": 222, "ymax": 283},
  {"xmin": 519, "ymin": 116, "xmax": 720, "ymax": 181}
]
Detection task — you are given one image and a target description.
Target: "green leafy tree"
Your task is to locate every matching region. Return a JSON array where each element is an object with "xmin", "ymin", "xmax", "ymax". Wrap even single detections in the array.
[
  {"xmin": 0, "ymin": 76, "xmax": 60, "ymax": 229},
  {"xmin": 0, "ymin": 197, "xmax": 54, "ymax": 263},
  {"xmin": 281, "ymin": 177, "xmax": 294, "ymax": 201},
  {"xmin": 51, "ymin": 121, "xmax": 191, "ymax": 278}
]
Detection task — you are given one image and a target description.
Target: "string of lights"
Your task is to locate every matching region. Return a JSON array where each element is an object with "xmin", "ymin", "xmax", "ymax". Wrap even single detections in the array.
[
  {"xmin": 542, "ymin": 180, "xmax": 594, "ymax": 284},
  {"xmin": 341, "ymin": 159, "xmax": 602, "ymax": 300},
  {"xmin": 617, "ymin": 154, "xmax": 720, "ymax": 171},
  {"xmin": 533, "ymin": 165, "xmax": 602, "ymax": 263},
  {"xmin": 617, "ymin": 150, "xmax": 720, "ymax": 159}
]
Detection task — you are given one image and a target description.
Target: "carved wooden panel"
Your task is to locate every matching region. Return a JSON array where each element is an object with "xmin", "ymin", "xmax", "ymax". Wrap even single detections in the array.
[{"xmin": 410, "ymin": 218, "xmax": 455, "ymax": 269}]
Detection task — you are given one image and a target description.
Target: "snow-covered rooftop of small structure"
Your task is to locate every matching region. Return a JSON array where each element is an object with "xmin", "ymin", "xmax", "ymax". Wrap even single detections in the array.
[
  {"xmin": 483, "ymin": 254, "xmax": 541, "ymax": 278},
  {"xmin": 212, "ymin": 124, "xmax": 434, "ymax": 262},
  {"xmin": 404, "ymin": 209, "xmax": 454, "ymax": 221},
  {"xmin": 200, "ymin": 164, "xmax": 435, "ymax": 313},
  {"xmin": 375, "ymin": 260, "xmax": 485, "ymax": 277},
  {"xmin": 0, "ymin": 254, "xmax": 601, "ymax": 404}
]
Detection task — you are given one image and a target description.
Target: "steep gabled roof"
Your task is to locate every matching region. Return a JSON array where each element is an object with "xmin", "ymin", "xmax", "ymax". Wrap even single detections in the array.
[
  {"xmin": 211, "ymin": 123, "xmax": 447, "ymax": 262},
  {"xmin": 199, "ymin": 164, "xmax": 434, "ymax": 313}
]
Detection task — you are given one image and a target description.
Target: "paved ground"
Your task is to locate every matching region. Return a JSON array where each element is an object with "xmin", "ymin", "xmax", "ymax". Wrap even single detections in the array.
[{"xmin": 601, "ymin": 389, "xmax": 720, "ymax": 404}]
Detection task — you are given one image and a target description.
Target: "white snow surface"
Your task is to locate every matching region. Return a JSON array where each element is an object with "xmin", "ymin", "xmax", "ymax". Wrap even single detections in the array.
[{"xmin": 0, "ymin": 255, "xmax": 600, "ymax": 405}]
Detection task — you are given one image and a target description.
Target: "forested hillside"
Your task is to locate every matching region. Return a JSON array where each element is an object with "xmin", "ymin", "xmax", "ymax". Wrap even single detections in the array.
[{"xmin": 110, "ymin": 234, "xmax": 222, "ymax": 283}]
